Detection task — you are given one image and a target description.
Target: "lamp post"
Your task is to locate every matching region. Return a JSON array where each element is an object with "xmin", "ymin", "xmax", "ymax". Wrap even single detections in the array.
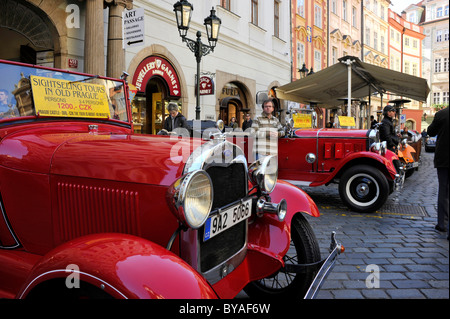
[
  {"xmin": 298, "ymin": 63, "xmax": 309, "ymax": 79},
  {"xmin": 173, "ymin": 1, "xmax": 221, "ymax": 120}
]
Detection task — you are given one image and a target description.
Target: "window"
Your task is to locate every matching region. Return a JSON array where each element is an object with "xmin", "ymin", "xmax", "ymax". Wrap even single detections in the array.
[
  {"xmin": 373, "ymin": 0, "xmax": 378, "ymax": 15},
  {"xmin": 251, "ymin": 0, "xmax": 258, "ymax": 25},
  {"xmin": 314, "ymin": 5, "xmax": 322, "ymax": 28},
  {"xmin": 274, "ymin": 1, "xmax": 280, "ymax": 37},
  {"xmin": 380, "ymin": 5, "xmax": 385, "ymax": 20},
  {"xmin": 314, "ymin": 50, "xmax": 322, "ymax": 71},
  {"xmin": 297, "ymin": 42, "xmax": 305, "ymax": 68},
  {"xmin": 365, "ymin": 28, "xmax": 370, "ymax": 46},
  {"xmin": 404, "ymin": 61, "xmax": 410, "ymax": 74},
  {"xmin": 297, "ymin": 0, "xmax": 304, "ymax": 17},
  {"xmin": 408, "ymin": 12, "xmax": 416, "ymax": 24},
  {"xmin": 443, "ymin": 92, "xmax": 449, "ymax": 104},
  {"xmin": 365, "ymin": 0, "xmax": 370, "ymax": 11},
  {"xmin": 436, "ymin": 30, "xmax": 442, "ymax": 42},
  {"xmin": 221, "ymin": 0, "xmax": 231, "ymax": 10},
  {"xmin": 374, "ymin": 31, "xmax": 378, "ymax": 51},
  {"xmin": 433, "ymin": 92, "xmax": 440, "ymax": 104},
  {"xmin": 381, "ymin": 35, "xmax": 385, "ymax": 53},
  {"xmin": 405, "ymin": 37, "xmax": 410, "ymax": 47},
  {"xmin": 331, "ymin": 0, "xmax": 337, "ymax": 14},
  {"xmin": 343, "ymin": 0, "xmax": 347, "ymax": 21},
  {"xmin": 332, "ymin": 47, "xmax": 338, "ymax": 65},
  {"xmin": 437, "ymin": 7, "xmax": 443, "ymax": 18},
  {"xmin": 435, "ymin": 58, "xmax": 441, "ymax": 72},
  {"xmin": 352, "ymin": 7, "xmax": 357, "ymax": 26},
  {"xmin": 444, "ymin": 58, "xmax": 449, "ymax": 72},
  {"xmin": 413, "ymin": 39, "xmax": 418, "ymax": 48},
  {"xmin": 412, "ymin": 63, "xmax": 418, "ymax": 76},
  {"xmin": 445, "ymin": 5, "xmax": 449, "ymax": 16},
  {"xmin": 444, "ymin": 29, "xmax": 449, "ymax": 41}
]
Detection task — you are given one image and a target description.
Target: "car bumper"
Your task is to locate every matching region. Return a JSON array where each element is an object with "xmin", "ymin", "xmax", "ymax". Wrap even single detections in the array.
[{"xmin": 394, "ymin": 168, "xmax": 405, "ymax": 190}]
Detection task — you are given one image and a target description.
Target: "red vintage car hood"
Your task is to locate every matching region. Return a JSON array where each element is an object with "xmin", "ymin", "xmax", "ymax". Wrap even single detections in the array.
[
  {"xmin": 0, "ymin": 131, "xmax": 195, "ymax": 186},
  {"xmin": 294, "ymin": 128, "xmax": 369, "ymax": 139}
]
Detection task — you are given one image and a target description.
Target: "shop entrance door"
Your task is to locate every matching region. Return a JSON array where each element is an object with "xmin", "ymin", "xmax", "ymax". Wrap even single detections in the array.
[{"xmin": 152, "ymin": 92, "xmax": 163, "ymax": 134}]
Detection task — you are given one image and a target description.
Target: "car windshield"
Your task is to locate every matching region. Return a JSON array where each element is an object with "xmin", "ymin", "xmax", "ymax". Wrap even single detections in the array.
[{"xmin": 0, "ymin": 61, "xmax": 129, "ymax": 123}]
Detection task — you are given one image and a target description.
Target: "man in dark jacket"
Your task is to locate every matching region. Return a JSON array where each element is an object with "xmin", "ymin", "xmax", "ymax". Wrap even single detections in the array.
[
  {"xmin": 427, "ymin": 107, "xmax": 449, "ymax": 239},
  {"xmin": 379, "ymin": 105, "xmax": 400, "ymax": 152},
  {"xmin": 163, "ymin": 102, "xmax": 189, "ymax": 133},
  {"xmin": 242, "ymin": 113, "xmax": 253, "ymax": 131}
]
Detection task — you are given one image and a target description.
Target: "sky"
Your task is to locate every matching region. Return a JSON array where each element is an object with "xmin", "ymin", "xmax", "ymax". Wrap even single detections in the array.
[{"xmin": 390, "ymin": 0, "xmax": 418, "ymax": 14}]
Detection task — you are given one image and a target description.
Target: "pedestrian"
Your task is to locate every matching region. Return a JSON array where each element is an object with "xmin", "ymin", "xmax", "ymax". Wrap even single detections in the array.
[
  {"xmin": 427, "ymin": 107, "xmax": 449, "ymax": 239},
  {"xmin": 251, "ymin": 98, "xmax": 284, "ymax": 158},
  {"xmin": 163, "ymin": 102, "xmax": 189, "ymax": 133},
  {"xmin": 242, "ymin": 113, "xmax": 253, "ymax": 131},
  {"xmin": 370, "ymin": 115, "xmax": 378, "ymax": 129},
  {"xmin": 229, "ymin": 117, "xmax": 238, "ymax": 129},
  {"xmin": 379, "ymin": 105, "xmax": 400, "ymax": 152}
]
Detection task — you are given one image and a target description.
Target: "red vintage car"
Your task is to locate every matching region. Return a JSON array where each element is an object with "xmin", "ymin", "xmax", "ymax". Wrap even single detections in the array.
[
  {"xmin": 0, "ymin": 60, "xmax": 342, "ymax": 299},
  {"xmin": 277, "ymin": 123, "xmax": 404, "ymax": 213}
]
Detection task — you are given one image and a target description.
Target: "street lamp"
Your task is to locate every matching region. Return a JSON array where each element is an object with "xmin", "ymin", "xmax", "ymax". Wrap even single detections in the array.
[
  {"xmin": 298, "ymin": 63, "xmax": 309, "ymax": 79},
  {"xmin": 173, "ymin": 1, "xmax": 221, "ymax": 120}
]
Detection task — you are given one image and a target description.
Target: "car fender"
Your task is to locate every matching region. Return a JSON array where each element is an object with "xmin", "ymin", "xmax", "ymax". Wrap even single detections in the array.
[
  {"xmin": 311, "ymin": 151, "xmax": 398, "ymax": 186},
  {"xmin": 247, "ymin": 180, "xmax": 320, "ymax": 267},
  {"xmin": 17, "ymin": 233, "xmax": 217, "ymax": 299}
]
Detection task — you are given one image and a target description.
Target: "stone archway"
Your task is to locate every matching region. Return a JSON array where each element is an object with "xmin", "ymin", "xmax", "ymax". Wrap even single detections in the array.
[{"xmin": 0, "ymin": 0, "xmax": 67, "ymax": 68}]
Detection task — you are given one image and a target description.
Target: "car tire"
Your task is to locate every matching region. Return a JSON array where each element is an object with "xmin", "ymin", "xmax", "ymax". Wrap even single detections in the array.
[
  {"xmin": 338, "ymin": 164, "xmax": 389, "ymax": 213},
  {"xmin": 243, "ymin": 213, "xmax": 321, "ymax": 299}
]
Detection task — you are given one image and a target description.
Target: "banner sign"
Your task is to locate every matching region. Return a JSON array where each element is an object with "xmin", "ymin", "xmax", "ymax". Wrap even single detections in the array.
[
  {"xmin": 30, "ymin": 75, "xmax": 111, "ymax": 118},
  {"xmin": 132, "ymin": 56, "xmax": 181, "ymax": 97},
  {"xmin": 293, "ymin": 113, "xmax": 312, "ymax": 128}
]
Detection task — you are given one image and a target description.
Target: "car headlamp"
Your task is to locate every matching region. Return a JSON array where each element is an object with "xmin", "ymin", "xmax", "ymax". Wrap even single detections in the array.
[
  {"xmin": 167, "ymin": 170, "xmax": 213, "ymax": 229},
  {"xmin": 248, "ymin": 155, "xmax": 278, "ymax": 194}
]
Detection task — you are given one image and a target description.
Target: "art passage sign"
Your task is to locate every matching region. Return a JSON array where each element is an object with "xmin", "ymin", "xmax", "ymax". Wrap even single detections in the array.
[{"xmin": 30, "ymin": 75, "xmax": 111, "ymax": 118}]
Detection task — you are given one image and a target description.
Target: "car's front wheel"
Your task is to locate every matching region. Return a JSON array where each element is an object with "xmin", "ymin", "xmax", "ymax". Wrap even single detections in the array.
[
  {"xmin": 243, "ymin": 213, "xmax": 321, "ymax": 299},
  {"xmin": 339, "ymin": 164, "xmax": 389, "ymax": 213}
]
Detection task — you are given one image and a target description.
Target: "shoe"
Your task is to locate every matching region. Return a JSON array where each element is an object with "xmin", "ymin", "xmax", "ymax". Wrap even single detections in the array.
[{"xmin": 435, "ymin": 225, "xmax": 445, "ymax": 232}]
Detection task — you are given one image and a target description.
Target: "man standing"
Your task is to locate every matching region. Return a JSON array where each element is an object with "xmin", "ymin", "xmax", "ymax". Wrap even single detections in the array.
[
  {"xmin": 163, "ymin": 102, "xmax": 189, "ymax": 133},
  {"xmin": 427, "ymin": 107, "xmax": 449, "ymax": 239},
  {"xmin": 242, "ymin": 113, "xmax": 253, "ymax": 131},
  {"xmin": 379, "ymin": 105, "xmax": 400, "ymax": 152},
  {"xmin": 251, "ymin": 99, "xmax": 284, "ymax": 158}
]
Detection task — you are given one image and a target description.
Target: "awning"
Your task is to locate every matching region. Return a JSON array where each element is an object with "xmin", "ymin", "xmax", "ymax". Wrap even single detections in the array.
[{"xmin": 276, "ymin": 56, "xmax": 430, "ymax": 107}]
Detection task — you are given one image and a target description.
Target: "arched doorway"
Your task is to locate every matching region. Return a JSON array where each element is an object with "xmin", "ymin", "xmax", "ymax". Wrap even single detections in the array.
[
  {"xmin": 131, "ymin": 55, "xmax": 182, "ymax": 134},
  {"xmin": 219, "ymin": 82, "xmax": 249, "ymax": 128},
  {"xmin": 0, "ymin": 0, "xmax": 56, "ymax": 66}
]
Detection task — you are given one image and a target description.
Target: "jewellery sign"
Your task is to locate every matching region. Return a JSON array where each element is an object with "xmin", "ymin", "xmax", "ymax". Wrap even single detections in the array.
[
  {"xmin": 132, "ymin": 56, "xmax": 181, "ymax": 97},
  {"xmin": 30, "ymin": 76, "xmax": 110, "ymax": 118},
  {"xmin": 197, "ymin": 76, "xmax": 214, "ymax": 95}
]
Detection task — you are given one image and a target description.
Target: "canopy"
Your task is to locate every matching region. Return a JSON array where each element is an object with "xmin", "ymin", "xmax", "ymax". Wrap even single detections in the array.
[{"xmin": 276, "ymin": 56, "xmax": 430, "ymax": 107}]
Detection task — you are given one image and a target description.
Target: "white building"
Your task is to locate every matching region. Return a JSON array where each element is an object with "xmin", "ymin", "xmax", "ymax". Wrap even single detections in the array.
[
  {"xmin": 404, "ymin": 0, "xmax": 449, "ymax": 113},
  {"xmin": 126, "ymin": 0, "xmax": 291, "ymax": 133}
]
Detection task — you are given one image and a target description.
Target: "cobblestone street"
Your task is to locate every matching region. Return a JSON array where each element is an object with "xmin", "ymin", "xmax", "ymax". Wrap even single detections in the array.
[{"xmin": 304, "ymin": 149, "xmax": 449, "ymax": 299}]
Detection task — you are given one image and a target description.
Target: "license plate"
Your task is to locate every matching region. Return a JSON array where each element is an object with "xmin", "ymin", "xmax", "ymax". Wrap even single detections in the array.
[{"xmin": 204, "ymin": 198, "xmax": 252, "ymax": 241}]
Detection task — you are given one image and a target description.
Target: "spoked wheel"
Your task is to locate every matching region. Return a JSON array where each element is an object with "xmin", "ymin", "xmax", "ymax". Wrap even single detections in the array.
[
  {"xmin": 339, "ymin": 164, "xmax": 389, "ymax": 213},
  {"xmin": 244, "ymin": 214, "xmax": 321, "ymax": 299}
]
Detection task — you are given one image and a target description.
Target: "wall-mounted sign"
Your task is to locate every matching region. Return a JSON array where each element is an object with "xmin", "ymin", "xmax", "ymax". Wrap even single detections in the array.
[
  {"xmin": 123, "ymin": 8, "xmax": 145, "ymax": 48},
  {"xmin": 68, "ymin": 58, "xmax": 78, "ymax": 68},
  {"xmin": 197, "ymin": 76, "xmax": 214, "ymax": 95},
  {"xmin": 307, "ymin": 26, "xmax": 312, "ymax": 43},
  {"xmin": 132, "ymin": 56, "xmax": 181, "ymax": 97}
]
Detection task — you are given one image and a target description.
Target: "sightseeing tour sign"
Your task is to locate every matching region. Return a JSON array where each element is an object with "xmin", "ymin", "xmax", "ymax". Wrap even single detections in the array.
[{"xmin": 30, "ymin": 75, "xmax": 111, "ymax": 118}]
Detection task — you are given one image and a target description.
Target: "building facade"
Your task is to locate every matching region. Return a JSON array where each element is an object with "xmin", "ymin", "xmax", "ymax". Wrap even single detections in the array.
[
  {"xmin": 292, "ymin": 0, "xmax": 328, "ymax": 80},
  {"xmin": 0, "ymin": 0, "xmax": 291, "ymax": 134},
  {"xmin": 406, "ymin": 0, "xmax": 449, "ymax": 117},
  {"xmin": 388, "ymin": 8, "xmax": 425, "ymax": 131},
  {"xmin": 328, "ymin": 0, "xmax": 362, "ymax": 66}
]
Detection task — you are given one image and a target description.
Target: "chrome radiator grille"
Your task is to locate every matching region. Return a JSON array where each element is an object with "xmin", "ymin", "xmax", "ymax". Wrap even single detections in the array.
[{"xmin": 199, "ymin": 163, "xmax": 248, "ymax": 273}]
